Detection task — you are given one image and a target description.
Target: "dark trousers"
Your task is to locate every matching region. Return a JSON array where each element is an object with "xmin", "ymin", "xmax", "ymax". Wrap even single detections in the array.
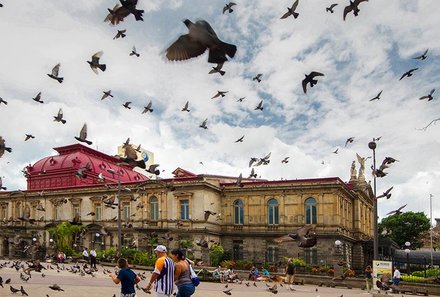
[{"xmin": 90, "ymin": 256, "xmax": 97, "ymax": 268}]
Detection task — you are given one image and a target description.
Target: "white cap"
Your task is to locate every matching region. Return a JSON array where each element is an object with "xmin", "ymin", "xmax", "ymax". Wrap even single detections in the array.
[{"xmin": 154, "ymin": 245, "xmax": 167, "ymax": 252}]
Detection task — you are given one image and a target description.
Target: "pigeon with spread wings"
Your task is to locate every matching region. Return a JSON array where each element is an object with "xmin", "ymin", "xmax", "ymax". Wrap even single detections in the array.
[
  {"xmin": 0, "ymin": 136, "xmax": 12, "ymax": 158},
  {"xmin": 343, "ymin": 0, "xmax": 368, "ymax": 21},
  {"xmin": 87, "ymin": 51, "xmax": 106, "ymax": 74},
  {"xmin": 53, "ymin": 108, "xmax": 66, "ymax": 124},
  {"xmin": 280, "ymin": 0, "xmax": 300, "ymax": 19},
  {"xmin": 166, "ymin": 19, "xmax": 237, "ymax": 64},
  {"xmin": 302, "ymin": 71, "xmax": 324, "ymax": 93},
  {"xmin": 47, "ymin": 63, "xmax": 63, "ymax": 83},
  {"xmin": 386, "ymin": 204, "xmax": 407, "ymax": 216},
  {"xmin": 274, "ymin": 224, "xmax": 317, "ymax": 248},
  {"xmin": 74, "ymin": 123, "xmax": 92, "ymax": 145}
]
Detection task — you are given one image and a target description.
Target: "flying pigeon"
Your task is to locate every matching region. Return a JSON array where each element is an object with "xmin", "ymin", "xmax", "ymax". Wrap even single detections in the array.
[
  {"xmin": 166, "ymin": 19, "xmax": 237, "ymax": 64},
  {"xmin": 24, "ymin": 134, "xmax": 35, "ymax": 141},
  {"xmin": 199, "ymin": 119, "xmax": 208, "ymax": 129},
  {"xmin": 274, "ymin": 224, "xmax": 317, "ymax": 248},
  {"xmin": 204, "ymin": 210, "xmax": 216, "ymax": 221},
  {"xmin": 104, "ymin": 1, "xmax": 144, "ymax": 25},
  {"xmin": 0, "ymin": 97, "xmax": 7, "ymax": 105},
  {"xmin": 236, "ymin": 173, "xmax": 243, "ymax": 187},
  {"xmin": 76, "ymin": 162, "xmax": 91, "ymax": 179},
  {"xmin": 208, "ymin": 63, "xmax": 225, "ymax": 76},
  {"xmin": 370, "ymin": 90, "xmax": 382, "ymax": 101},
  {"xmin": 212, "ymin": 91, "xmax": 228, "ymax": 99},
  {"xmin": 32, "ymin": 92, "xmax": 44, "ymax": 103},
  {"xmin": 345, "ymin": 137, "xmax": 354, "ymax": 147},
  {"xmin": 399, "ymin": 68, "xmax": 418, "ymax": 80},
  {"xmin": 413, "ymin": 49, "xmax": 428, "ymax": 60},
  {"xmin": 237, "ymin": 97, "xmax": 245, "ymax": 102},
  {"xmin": 234, "ymin": 135, "xmax": 244, "ymax": 143},
  {"xmin": 302, "ymin": 71, "xmax": 324, "ymax": 93},
  {"xmin": 248, "ymin": 168, "xmax": 257, "ymax": 178},
  {"xmin": 101, "ymin": 90, "xmax": 113, "ymax": 100},
  {"xmin": 142, "ymin": 101, "xmax": 153, "ymax": 113},
  {"xmin": 386, "ymin": 204, "xmax": 407, "ymax": 216},
  {"xmin": 146, "ymin": 164, "xmax": 160, "ymax": 175},
  {"xmin": 47, "ymin": 63, "xmax": 63, "ymax": 83},
  {"xmin": 419, "ymin": 89, "xmax": 435, "ymax": 101},
  {"xmin": 0, "ymin": 177, "xmax": 6, "ymax": 190},
  {"xmin": 87, "ymin": 51, "xmax": 106, "ymax": 74},
  {"xmin": 123, "ymin": 101, "xmax": 132, "ymax": 109},
  {"xmin": 0, "ymin": 136, "xmax": 12, "ymax": 158},
  {"xmin": 113, "ymin": 29, "xmax": 127, "ymax": 40},
  {"xmin": 280, "ymin": 0, "xmax": 300, "ymax": 19},
  {"xmin": 49, "ymin": 284, "xmax": 65, "ymax": 291},
  {"xmin": 254, "ymin": 100, "xmax": 263, "ymax": 111},
  {"xmin": 223, "ymin": 2, "xmax": 236, "ymax": 14},
  {"xmin": 130, "ymin": 46, "xmax": 140, "ymax": 57},
  {"xmin": 281, "ymin": 157, "xmax": 289, "ymax": 164},
  {"xmin": 74, "ymin": 123, "xmax": 92, "ymax": 145},
  {"xmin": 326, "ymin": 3, "xmax": 338, "ymax": 13},
  {"xmin": 376, "ymin": 186, "xmax": 393, "ymax": 200},
  {"xmin": 181, "ymin": 101, "xmax": 190, "ymax": 112},
  {"xmin": 253, "ymin": 73, "xmax": 262, "ymax": 83},
  {"xmin": 343, "ymin": 0, "xmax": 368, "ymax": 21},
  {"xmin": 53, "ymin": 108, "xmax": 66, "ymax": 124}
]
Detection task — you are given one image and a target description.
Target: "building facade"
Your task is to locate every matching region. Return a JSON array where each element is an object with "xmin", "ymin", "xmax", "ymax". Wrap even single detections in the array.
[{"xmin": 0, "ymin": 144, "xmax": 374, "ymax": 271}]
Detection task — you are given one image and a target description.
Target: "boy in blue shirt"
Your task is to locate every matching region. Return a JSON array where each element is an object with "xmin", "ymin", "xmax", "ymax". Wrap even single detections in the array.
[{"xmin": 110, "ymin": 258, "xmax": 141, "ymax": 297}]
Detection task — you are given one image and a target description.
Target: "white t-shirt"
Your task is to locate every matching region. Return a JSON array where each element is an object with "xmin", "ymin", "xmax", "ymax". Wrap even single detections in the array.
[
  {"xmin": 82, "ymin": 250, "xmax": 89, "ymax": 257},
  {"xmin": 393, "ymin": 269, "xmax": 401, "ymax": 279},
  {"xmin": 90, "ymin": 250, "xmax": 96, "ymax": 257}
]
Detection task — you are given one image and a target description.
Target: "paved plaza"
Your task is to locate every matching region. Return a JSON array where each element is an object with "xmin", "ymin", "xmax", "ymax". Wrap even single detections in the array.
[{"xmin": 0, "ymin": 260, "xmax": 397, "ymax": 297}]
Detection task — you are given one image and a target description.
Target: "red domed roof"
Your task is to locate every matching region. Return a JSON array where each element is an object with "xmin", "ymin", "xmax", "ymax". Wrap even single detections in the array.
[{"xmin": 26, "ymin": 144, "xmax": 148, "ymax": 190}]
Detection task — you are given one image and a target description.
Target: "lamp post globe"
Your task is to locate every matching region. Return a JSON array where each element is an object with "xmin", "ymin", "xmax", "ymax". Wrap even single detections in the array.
[
  {"xmin": 405, "ymin": 241, "xmax": 411, "ymax": 247},
  {"xmin": 368, "ymin": 141, "xmax": 377, "ymax": 150}
]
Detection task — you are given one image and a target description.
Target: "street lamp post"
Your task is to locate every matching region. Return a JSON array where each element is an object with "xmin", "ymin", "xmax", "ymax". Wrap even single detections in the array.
[
  {"xmin": 368, "ymin": 140, "xmax": 379, "ymax": 260},
  {"xmin": 405, "ymin": 241, "xmax": 411, "ymax": 274},
  {"xmin": 430, "ymin": 194, "xmax": 434, "ymax": 268},
  {"xmin": 334, "ymin": 240, "xmax": 343, "ymax": 276},
  {"xmin": 108, "ymin": 165, "xmax": 122, "ymax": 258}
]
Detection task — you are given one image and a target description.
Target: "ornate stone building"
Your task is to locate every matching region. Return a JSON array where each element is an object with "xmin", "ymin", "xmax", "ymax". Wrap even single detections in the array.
[{"xmin": 0, "ymin": 144, "xmax": 374, "ymax": 271}]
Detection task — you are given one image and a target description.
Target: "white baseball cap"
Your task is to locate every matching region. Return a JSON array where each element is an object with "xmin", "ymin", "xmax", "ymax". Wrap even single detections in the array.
[{"xmin": 154, "ymin": 245, "xmax": 167, "ymax": 252}]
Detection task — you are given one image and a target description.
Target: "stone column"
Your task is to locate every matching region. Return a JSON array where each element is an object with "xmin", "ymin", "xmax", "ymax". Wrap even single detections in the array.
[{"xmin": 352, "ymin": 243, "xmax": 364, "ymax": 272}]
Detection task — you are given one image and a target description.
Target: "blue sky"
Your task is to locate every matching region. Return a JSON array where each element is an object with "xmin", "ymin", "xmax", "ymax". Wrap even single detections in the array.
[{"xmin": 0, "ymin": 0, "xmax": 439, "ymax": 222}]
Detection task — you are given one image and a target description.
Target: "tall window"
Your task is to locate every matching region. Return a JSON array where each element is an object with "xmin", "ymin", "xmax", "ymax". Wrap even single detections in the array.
[
  {"xmin": 72, "ymin": 204, "xmax": 80, "ymax": 218},
  {"xmin": 232, "ymin": 240, "xmax": 244, "ymax": 260},
  {"xmin": 266, "ymin": 245, "xmax": 278, "ymax": 263},
  {"xmin": 180, "ymin": 199, "xmax": 189, "ymax": 220},
  {"xmin": 0, "ymin": 205, "xmax": 7, "ymax": 220},
  {"xmin": 305, "ymin": 249, "xmax": 318, "ymax": 265},
  {"xmin": 15, "ymin": 202, "xmax": 22, "ymax": 218},
  {"xmin": 267, "ymin": 199, "xmax": 279, "ymax": 225},
  {"xmin": 54, "ymin": 206, "xmax": 61, "ymax": 220},
  {"xmin": 305, "ymin": 197, "xmax": 317, "ymax": 224},
  {"xmin": 150, "ymin": 196, "xmax": 159, "ymax": 221},
  {"xmin": 234, "ymin": 199, "xmax": 244, "ymax": 225},
  {"xmin": 94, "ymin": 203, "xmax": 102, "ymax": 221},
  {"xmin": 122, "ymin": 202, "xmax": 130, "ymax": 221}
]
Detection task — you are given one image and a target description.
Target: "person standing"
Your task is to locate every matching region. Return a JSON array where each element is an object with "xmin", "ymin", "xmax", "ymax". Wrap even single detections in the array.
[
  {"xmin": 171, "ymin": 248, "xmax": 196, "ymax": 297},
  {"xmin": 145, "ymin": 245, "xmax": 174, "ymax": 297},
  {"xmin": 82, "ymin": 247, "xmax": 89, "ymax": 262},
  {"xmin": 364, "ymin": 265, "xmax": 373, "ymax": 292},
  {"xmin": 110, "ymin": 258, "xmax": 141, "ymax": 297},
  {"xmin": 392, "ymin": 266, "xmax": 401, "ymax": 286},
  {"xmin": 285, "ymin": 258, "xmax": 295, "ymax": 286},
  {"xmin": 90, "ymin": 248, "xmax": 97, "ymax": 269}
]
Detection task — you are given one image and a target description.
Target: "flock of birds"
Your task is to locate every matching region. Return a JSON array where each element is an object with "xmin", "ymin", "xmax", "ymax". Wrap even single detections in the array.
[
  {"xmin": 0, "ymin": 0, "xmax": 437, "ymax": 188},
  {"xmin": 0, "ymin": 259, "xmax": 354, "ymax": 296}
]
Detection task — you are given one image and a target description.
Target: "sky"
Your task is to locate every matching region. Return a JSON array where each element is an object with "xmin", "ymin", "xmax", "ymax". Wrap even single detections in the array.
[{"xmin": 0, "ymin": 0, "xmax": 439, "ymax": 223}]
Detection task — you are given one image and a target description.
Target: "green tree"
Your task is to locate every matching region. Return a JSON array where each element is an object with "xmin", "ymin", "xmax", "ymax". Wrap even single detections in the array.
[
  {"xmin": 209, "ymin": 245, "xmax": 224, "ymax": 267},
  {"xmin": 47, "ymin": 221, "xmax": 84, "ymax": 255},
  {"xmin": 378, "ymin": 211, "xmax": 430, "ymax": 248}
]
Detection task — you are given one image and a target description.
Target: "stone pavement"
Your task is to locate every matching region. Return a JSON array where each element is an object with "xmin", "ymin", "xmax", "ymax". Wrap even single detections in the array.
[{"xmin": 0, "ymin": 260, "xmax": 392, "ymax": 297}]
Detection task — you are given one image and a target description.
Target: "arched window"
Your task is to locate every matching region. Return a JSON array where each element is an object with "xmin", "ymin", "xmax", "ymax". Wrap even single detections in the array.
[
  {"xmin": 267, "ymin": 199, "xmax": 279, "ymax": 225},
  {"xmin": 234, "ymin": 199, "xmax": 244, "ymax": 225},
  {"xmin": 150, "ymin": 196, "xmax": 159, "ymax": 221},
  {"xmin": 305, "ymin": 197, "xmax": 317, "ymax": 224}
]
